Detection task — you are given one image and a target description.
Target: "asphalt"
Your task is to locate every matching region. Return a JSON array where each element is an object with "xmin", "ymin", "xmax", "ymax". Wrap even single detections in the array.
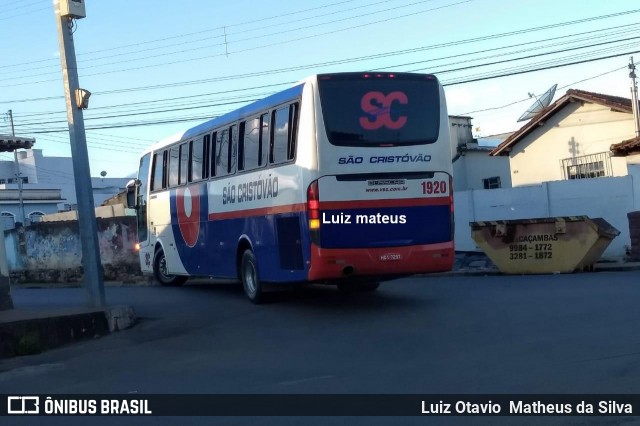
[{"xmin": 0, "ymin": 255, "xmax": 638, "ymax": 359}]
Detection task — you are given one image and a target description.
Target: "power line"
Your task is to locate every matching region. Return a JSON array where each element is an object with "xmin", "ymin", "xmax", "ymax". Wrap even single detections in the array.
[
  {"xmin": 458, "ymin": 66, "xmax": 628, "ymax": 115},
  {"xmin": 2, "ymin": 6, "xmax": 638, "ymax": 99},
  {"xmin": 11, "ymin": 29, "xmax": 638, "ymax": 125},
  {"xmin": 0, "ymin": 0, "xmax": 48, "ymax": 13},
  {"xmin": 0, "ymin": 0, "xmax": 423, "ymax": 79},
  {"xmin": 17, "ymin": 48, "xmax": 635, "ymax": 135},
  {"xmin": 1, "ymin": 0, "xmax": 363, "ymax": 70},
  {"xmin": 0, "ymin": 5, "xmax": 49, "ymax": 21},
  {"xmin": 0, "ymin": 0, "xmax": 473, "ymax": 87},
  {"xmin": 442, "ymin": 50, "xmax": 639, "ymax": 86}
]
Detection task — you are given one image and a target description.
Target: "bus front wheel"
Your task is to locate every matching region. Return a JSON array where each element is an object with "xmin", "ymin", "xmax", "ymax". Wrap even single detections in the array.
[
  {"xmin": 153, "ymin": 248, "xmax": 187, "ymax": 287},
  {"xmin": 240, "ymin": 249, "xmax": 263, "ymax": 304}
]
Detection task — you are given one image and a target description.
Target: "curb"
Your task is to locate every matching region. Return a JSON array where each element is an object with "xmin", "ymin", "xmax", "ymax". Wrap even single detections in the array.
[{"xmin": 0, "ymin": 305, "xmax": 136, "ymax": 359}]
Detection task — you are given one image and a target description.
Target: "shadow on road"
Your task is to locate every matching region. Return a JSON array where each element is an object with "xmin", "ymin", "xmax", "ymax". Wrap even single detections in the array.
[{"xmin": 179, "ymin": 278, "xmax": 427, "ymax": 312}]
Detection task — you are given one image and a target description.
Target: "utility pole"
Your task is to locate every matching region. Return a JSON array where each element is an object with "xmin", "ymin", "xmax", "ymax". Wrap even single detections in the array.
[
  {"xmin": 630, "ymin": 57, "xmax": 640, "ymax": 137},
  {"xmin": 7, "ymin": 110, "xmax": 26, "ymax": 226},
  {"xmin": 54, "ymin": 0, "xmax": 105, "ymax": 307}
]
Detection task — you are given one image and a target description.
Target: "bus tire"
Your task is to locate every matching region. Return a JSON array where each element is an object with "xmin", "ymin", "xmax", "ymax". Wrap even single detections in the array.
[
  {"xmin": 240, "ymin": 249, "xmax": 263, "ymax": 304},
  {"xmin": 153, "ymin": 248, "xmax": 187, "ymax": 287},
  {"xmin": 337, "ymin": 281, "xmax": 380, "ymax": 293}
]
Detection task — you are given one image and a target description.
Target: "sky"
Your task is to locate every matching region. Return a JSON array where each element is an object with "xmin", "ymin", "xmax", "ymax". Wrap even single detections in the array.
[{"xmin": 0, "ymin": 0, "xmax": 639, "ymax": 178}]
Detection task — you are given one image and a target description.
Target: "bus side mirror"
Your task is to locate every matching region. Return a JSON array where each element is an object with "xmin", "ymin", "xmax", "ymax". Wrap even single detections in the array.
[{"xmin": 125, "ymin": 179, "xmax": 140, "ymax": 209}]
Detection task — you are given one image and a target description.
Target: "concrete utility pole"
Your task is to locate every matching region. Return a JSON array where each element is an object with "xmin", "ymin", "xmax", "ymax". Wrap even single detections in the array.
[
  {"xmin": 630, "ymin": 57, "xmax": 640, "ymax": 138},
  {"xmin": 54, "ymin": 0, "xmax": 105, "ymax": 307},
  {"xmin": 7, "ymin": 110, "xmax": 27, "ymax": 226}
]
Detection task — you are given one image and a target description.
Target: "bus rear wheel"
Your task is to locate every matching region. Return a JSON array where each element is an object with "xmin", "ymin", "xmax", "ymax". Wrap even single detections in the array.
[
  {"xmin": 240, "ymin": 249, "xmax": 263, "ymax": 304},
  {"xmin": 153, "ymin": 248, "xmax": 187, "ymax": 287}
]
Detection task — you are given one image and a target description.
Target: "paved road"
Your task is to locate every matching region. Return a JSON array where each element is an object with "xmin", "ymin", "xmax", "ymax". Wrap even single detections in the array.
[{"xmin": 1, "ymin": 271, "xmax": 639, "ymax": 425}]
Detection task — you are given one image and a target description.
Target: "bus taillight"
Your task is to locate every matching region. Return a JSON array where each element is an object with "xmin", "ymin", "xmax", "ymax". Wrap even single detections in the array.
[
  {"xmin": 449, "ymin": 175, "xmax": 455, "ymax": 240},
  {"xmin": 307, "ymin": 180, "xmax": 321, "ymax": 244}
]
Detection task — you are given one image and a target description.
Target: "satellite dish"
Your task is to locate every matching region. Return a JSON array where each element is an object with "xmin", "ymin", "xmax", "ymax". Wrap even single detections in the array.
[{"xmin": 517, "ymin": 84, "xmax": 557, "ymax": 122}]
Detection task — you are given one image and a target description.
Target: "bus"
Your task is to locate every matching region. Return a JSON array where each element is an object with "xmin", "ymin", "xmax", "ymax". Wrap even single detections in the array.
[{"xmin": 126, "ymin": 72, "xmax": 454, "ymax": 303}]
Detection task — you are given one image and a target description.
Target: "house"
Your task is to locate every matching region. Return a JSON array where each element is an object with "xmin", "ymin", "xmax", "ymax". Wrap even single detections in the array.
[
  {"xmin": 0, "ymin": 187, "xmax": 64, "ymax": 229},
  {"xmin": 449, "ymin": 116, "xmax": 512, "ymax": 191},
  {"xmin": 0, "ymin": 148, "xmax": 130, "ymax": 227},
  {"xmin": 611, "ymin": 135, "xmax": 640, "ymax": 162},
  {"xmin": 490, "ymin": 90, "xmax": 638, "ymax": 186}
]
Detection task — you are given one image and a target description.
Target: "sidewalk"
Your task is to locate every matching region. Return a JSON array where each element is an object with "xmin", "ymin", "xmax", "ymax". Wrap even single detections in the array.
[{"xmin": 0, "ymin": 301, "xmax": 136, "ymax": 358}]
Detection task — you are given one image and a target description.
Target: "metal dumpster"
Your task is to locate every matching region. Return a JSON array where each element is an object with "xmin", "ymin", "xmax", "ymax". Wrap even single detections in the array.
[{"xmin": 470, "ymin": 216, "xmax": 620, "ymax": 274}]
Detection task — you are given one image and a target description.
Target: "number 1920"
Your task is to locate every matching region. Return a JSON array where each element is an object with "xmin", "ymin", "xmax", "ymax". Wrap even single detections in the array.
[{"xmin": 421, "ymin": 180, "xmax": 447, "ymax": 194}]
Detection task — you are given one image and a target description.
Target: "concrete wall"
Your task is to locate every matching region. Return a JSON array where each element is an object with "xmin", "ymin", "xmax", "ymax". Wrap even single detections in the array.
[
  {"xmin": 455, "ymin": 174, "xmax": 639, "ymax": 260},
  {"xmin": 509, "ymin": 103, "xmax": 636, "ymax": 186},
  {"xmin": 4, "ymin": 216, "xmax": 141, "ymax": 282}
]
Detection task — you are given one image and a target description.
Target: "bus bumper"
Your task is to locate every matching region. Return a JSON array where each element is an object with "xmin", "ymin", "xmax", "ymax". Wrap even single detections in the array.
[{"xmin": 307, "ymin": 242, "xmax": 454, "ymax": 281}]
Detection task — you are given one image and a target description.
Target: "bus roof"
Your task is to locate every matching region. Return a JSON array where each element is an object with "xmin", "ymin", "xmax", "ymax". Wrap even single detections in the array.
[
  {"xmin": 144, "ymin": 71, "xmax": 440, "ymax": 154},
  {"xmin": 147, "ymin": 82, "xmax": 306, "ymax": 153}
]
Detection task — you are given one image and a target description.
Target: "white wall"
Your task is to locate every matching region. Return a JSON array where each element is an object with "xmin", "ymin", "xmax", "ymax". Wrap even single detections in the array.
[
  {"xmin": 509, "ymin": 103, "xmax": 636, "ymax": 186},
  {"xmin": 455, "ymin": 175, "xmax": 638, "ymax": 260},
  {"xmin": 456, "ymin": 150, "xmax": 512, "ymax": 190}
]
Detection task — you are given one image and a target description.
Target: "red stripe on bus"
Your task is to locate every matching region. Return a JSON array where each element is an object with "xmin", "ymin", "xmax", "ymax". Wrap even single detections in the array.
[
  {"xmin": 208, "ymin": 203, "xmax": 306, "ymax": 220},
  {"xmin": 319, "ymin": 197, "xmax": 449, "ymax": 210}
]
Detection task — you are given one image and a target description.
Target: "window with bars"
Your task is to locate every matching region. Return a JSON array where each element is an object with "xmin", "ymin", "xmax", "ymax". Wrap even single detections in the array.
[
  {"xmin": 561, "ymin": 152, "xmax": 612, "ymax": 180},
  {"xmin": 483, "ymin": 176, "xmax": 501, "ymax": 189}
]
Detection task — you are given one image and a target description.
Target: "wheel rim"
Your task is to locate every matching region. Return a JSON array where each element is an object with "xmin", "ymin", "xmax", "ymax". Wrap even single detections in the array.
[
  {"xmin": 158, "ymin": 254, "xmax": 171, "ymax": 281},
  {"xmin": 244, "ymin": 259, "xmax": 257, "ymax": 295}
]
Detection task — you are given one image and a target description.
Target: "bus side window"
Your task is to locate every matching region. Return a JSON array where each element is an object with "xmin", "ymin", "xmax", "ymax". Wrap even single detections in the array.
[
  {"xmin": 169, "ymin": 146, "xmax": 180, "ymax": 187},
  {"xmin": 215, "ymin": 129, "xmax": 229, "ymax": 177},
  {"xmin": 242, "ymin": 117, "xmax": 261, "ymax": 171},
  {"xmin": 191, "ymin": 138, "xmax": 204, "ymax": 182},
  {"xmin": 203, "ymin": 134, "xmax": 210, "ymax": 179},
  {"xmin": 229, "ymin": 124, "xmax": 237, "ymax": 175},
  {"xmin": 238, "ymin": 121, "xmax": 246, "ymax": 171},
  {"xmin": 288, "ymin": 102, "xmax": 299, "ymax": 161},
  {"xmin": 151, "ymin": 151, "xmax": 165, "ymax": 192},
  {"xmin": 179, "ymin": 142, "xmax": 188, "ymax": 185},
  {"xmin": 162, "ymin": 151, "xmax": 168, "ymax": 188},
  {"xmin": 271, "ymin": 106, "xmax": 290, "ymax": 164},
  {"xmin": 209, "ymin": 132, "xmax": 216, "ymax": 178},
  {"xmin": 260, "ymin": 113, "xmax": 269, "ymax": 167}
]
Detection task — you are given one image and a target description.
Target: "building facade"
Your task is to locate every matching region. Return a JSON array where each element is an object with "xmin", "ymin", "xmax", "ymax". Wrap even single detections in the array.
[
  {"xmin": 491, "ymin": 90, "xmax": 638, "ymax": 186},
  {"xmin": 450, "ymin": 116, "xmax": 512, "ymax": 191},
  {"xmin": 0, "ymin": 149, "xmax": 130, "ymax": 227}
]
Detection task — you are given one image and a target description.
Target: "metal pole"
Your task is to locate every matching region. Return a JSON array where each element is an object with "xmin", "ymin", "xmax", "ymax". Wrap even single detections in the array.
[
  {"xmin": 54, "ymin": 5, "xmax": 105, "ymax": 307},
  {"xmin": 630, "ymin": 57, "xmax": 640, "ymax": 137},
  {"xmin": 8, "ymin": 110, "xmax": 27, "ymax": 226}
]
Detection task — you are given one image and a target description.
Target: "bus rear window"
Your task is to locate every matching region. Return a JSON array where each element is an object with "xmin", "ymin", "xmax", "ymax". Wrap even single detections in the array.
[{"xmin": 318, "ymin": 74, "xmax": 440, "ymax": 146}]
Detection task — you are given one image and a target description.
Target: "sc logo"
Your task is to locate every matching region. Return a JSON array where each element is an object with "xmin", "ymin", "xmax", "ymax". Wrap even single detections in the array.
[{"xmin": 359, "ymin": 91, "xmax": 408, "ymax": 130}]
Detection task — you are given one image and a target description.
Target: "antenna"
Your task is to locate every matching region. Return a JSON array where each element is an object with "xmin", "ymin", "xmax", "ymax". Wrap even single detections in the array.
[{"xmin": 517, "ymin": 84, "xmax": 557, "ymax": 122}]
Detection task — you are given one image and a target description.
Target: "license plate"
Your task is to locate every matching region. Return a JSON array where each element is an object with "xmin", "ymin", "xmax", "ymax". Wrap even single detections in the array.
[{"xmin": 380, "ymin": 253, "xmax": 401, "ymax": 261}]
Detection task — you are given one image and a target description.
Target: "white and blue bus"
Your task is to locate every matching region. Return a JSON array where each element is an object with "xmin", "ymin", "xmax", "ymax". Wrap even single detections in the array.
[{"xmin": 126, "ymin": 72, "xmax": 454, "ymax": 303}]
